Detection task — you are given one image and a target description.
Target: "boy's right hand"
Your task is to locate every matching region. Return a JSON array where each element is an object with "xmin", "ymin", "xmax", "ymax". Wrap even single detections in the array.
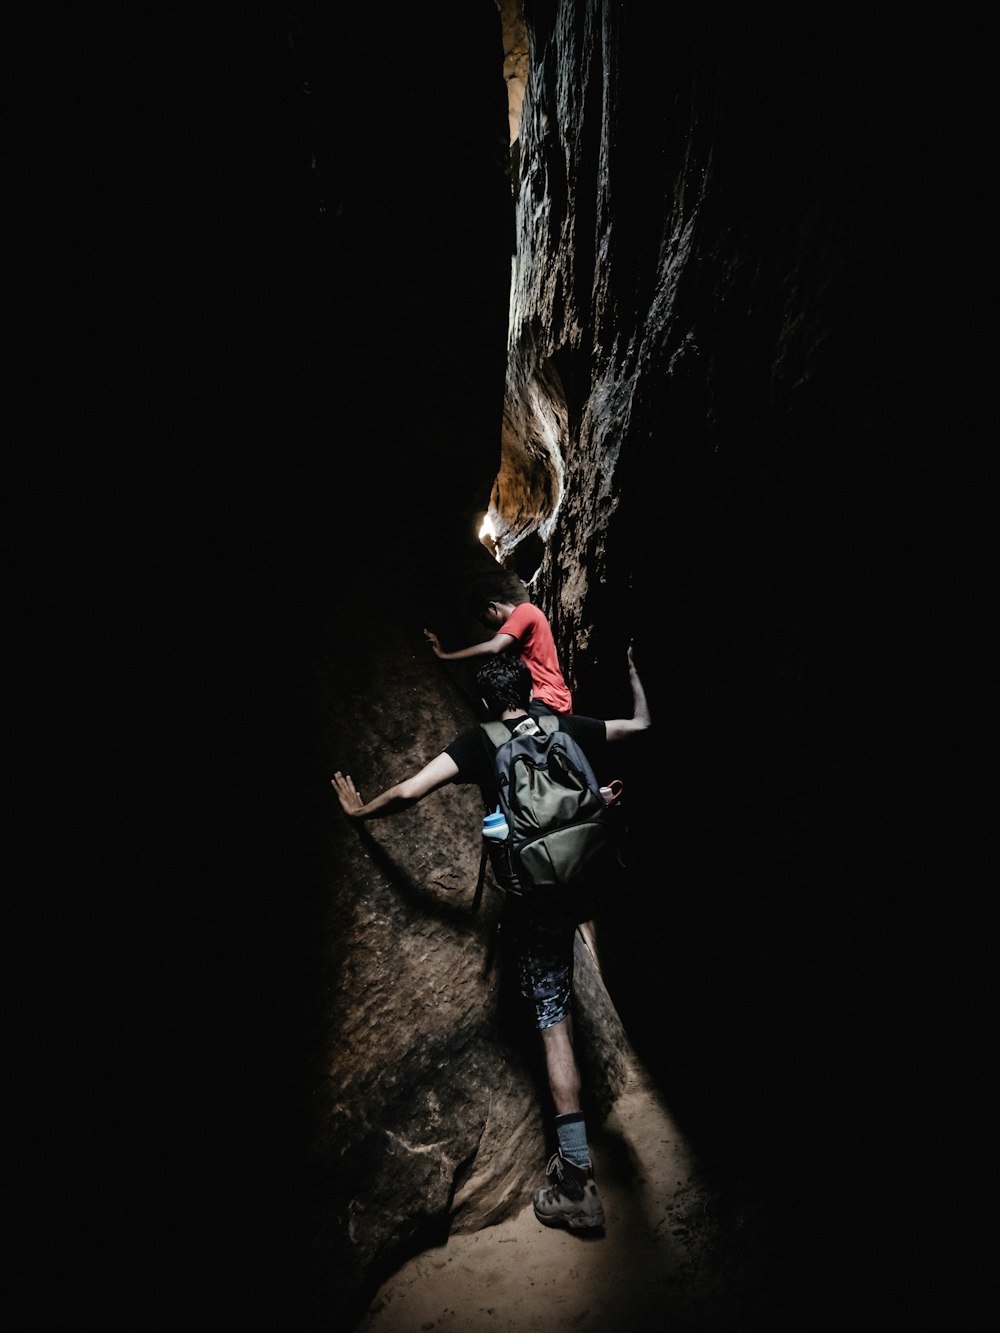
[
  {"xmin": 423, "ymin": 629, "xmax": 442, "ymax": 655},
  {"xmin": 331, "ymin": 770, "xmax": 364, "ymax": 817}
]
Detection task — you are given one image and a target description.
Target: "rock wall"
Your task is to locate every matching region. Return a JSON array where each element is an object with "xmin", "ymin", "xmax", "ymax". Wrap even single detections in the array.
[
  {"xmin": 489, "ymin": 6, "xmax": 974, "ymax": 1326},
  {"xmin": 31, "ymin": 4, "xmax": 630, "ymax": 1330}
]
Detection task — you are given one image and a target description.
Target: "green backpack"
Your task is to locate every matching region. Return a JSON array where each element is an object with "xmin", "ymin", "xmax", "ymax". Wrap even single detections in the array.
[{"xmin": 478, "ymin": 714, "xmax": 615, "ymax": 904}]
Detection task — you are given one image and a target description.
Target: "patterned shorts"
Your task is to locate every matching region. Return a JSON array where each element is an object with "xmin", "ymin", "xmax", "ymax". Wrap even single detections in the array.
[{"xmin": 504, "ymin": 910, "xmax": 578, "ymax": 1031}]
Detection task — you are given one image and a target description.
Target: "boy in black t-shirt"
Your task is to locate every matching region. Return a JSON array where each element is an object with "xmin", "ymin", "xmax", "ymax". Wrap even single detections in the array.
[{"xmin": 331, "ymin": 647, "xmax": 650, "ymax": 1231}]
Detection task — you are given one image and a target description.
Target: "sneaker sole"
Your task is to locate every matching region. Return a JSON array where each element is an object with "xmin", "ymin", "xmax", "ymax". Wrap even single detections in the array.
[{"xmin": 533, "ymin": 1205, "xmax": 605, "ymax": 1230}]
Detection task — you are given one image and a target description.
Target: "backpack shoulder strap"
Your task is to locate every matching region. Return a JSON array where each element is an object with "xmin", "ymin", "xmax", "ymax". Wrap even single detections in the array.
[
  {"xmin": 480, "ymin": 720, "xmax": 510, "ymax": 749},
  {"xmin": 538, "ymin": 713, "xmax": 560, "ymax": 735}
]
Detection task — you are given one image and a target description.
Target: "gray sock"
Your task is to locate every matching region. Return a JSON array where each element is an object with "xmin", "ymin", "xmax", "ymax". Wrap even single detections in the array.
[{"xmin": 554, "ymin": 1111, "xmax": 590, "ymax": 1169}]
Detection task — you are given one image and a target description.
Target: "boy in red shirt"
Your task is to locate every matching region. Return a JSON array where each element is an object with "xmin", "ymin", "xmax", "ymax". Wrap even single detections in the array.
[{"xmin": 424, "ymin": 579, "xmax": 573, "ymax": 714}]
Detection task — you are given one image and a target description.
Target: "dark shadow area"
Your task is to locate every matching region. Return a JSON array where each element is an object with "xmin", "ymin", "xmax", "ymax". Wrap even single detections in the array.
[{"xmin": 25, "ymin": 5, "xmax": 513, "ymax": 1330}]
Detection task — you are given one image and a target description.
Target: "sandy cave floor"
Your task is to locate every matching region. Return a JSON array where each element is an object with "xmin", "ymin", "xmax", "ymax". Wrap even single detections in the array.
[{"xmin": 350, "ymin": 1048, "xmax": 782, "ymax": 1333}]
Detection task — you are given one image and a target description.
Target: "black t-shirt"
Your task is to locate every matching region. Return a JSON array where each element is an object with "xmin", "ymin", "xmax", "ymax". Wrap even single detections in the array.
[{"xmin": 444, "ymin": 710, "xmax": 608, "ymax": 812}]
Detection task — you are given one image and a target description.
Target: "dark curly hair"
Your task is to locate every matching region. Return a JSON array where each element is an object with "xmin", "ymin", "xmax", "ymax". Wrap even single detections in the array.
[
  {"xmin": 476, "ymin": 654, "xmax": 533, "ymax": 714},
  {"xmin": 466, "ymin": 576, "xmax": 528, "ymax": 619}
]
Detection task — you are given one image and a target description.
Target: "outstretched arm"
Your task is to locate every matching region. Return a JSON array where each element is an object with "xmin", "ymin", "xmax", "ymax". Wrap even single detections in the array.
[
  {"xmin": 604, "ymin": 645, "xmax": 652, "ymax": 742},
  {"xmin": 331, "ymin": 751, "xmax": 460, "ymax": 821},
  {"xmin": 423, "ymin": 628, "xmax": 516, "ymax": 661}
]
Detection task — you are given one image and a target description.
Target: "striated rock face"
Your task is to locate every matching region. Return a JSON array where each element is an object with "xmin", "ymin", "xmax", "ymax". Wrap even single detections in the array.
[{"xmin": 309, "ymin": 2, "xmax": 957, "ymax": 1311}]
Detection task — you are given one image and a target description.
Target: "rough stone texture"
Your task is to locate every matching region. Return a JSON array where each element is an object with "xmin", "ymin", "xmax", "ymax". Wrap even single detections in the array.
[
  {"xmin": 485, "ymin": 4, "xmax": 977, "ymax": 1327},
  {"xmin": 499, "ymin": 0, "xmax": 528, "ymax": 144}
]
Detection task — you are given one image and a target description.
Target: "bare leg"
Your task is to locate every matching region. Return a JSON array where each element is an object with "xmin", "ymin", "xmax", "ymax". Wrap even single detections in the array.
[
  {"xmin": 533, "ymin": 1018, "xmax": 605, "ymax": 1228},
  {"xmin": 539, "ymin": 1016, "xmax": 582, "ymax": 1116}
]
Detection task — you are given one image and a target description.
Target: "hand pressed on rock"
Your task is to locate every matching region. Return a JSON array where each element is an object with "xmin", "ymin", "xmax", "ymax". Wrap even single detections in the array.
[{"xmin": 331, "ymin": 770, "xmax": 364, "ymax": 816}]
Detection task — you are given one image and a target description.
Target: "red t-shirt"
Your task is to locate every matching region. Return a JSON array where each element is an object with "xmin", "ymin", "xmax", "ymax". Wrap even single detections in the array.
[{"xmin": 500, "ymin": 602, "xmax": 573, "ymax": 714}]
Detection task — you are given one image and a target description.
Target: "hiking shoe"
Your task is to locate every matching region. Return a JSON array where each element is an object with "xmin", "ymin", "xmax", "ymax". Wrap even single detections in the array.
[{"xmin": 532, "ymin": 1150, "xmax": 605, "ymax": 1231}]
